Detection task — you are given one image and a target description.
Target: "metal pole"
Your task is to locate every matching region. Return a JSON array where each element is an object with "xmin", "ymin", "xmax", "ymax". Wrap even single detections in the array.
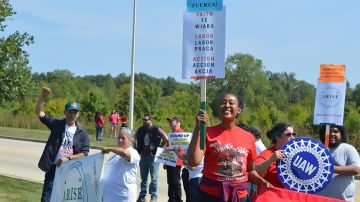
[{"xmin": 129, "ymin": 0, "xmax": 137, "ymax": 130}]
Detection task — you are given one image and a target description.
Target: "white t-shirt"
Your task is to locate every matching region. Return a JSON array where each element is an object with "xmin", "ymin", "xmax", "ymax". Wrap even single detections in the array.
[
  {"xmin": 188, "ymin": 157, "xmax": 204, "ymax": 180},
  {"xmin": 101, "ymin": 147, "xmax": 140, "ymax": 202},
  {"xmin": 255, "ymin": 139, "xmax": 266, "ymax": 155},
  {"xmin": 54, "ymin": 124, "xmax": 76, "ymax": 163}
]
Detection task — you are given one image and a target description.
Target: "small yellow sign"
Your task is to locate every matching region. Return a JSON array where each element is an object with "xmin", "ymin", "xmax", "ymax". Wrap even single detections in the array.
[{"xmin": 319, "ymin": 64, "xmax": 345, "ymax": 83}]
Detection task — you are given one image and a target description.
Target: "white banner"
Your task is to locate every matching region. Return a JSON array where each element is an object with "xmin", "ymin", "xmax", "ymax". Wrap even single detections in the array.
[
  {"xmin": 50, "ymin": 153, "xmax": 104, "ymax": 202},
  {"xmin": 168, "ymin": 132, "xmax": 193, "ymax": 149},
  {"xmin": 313, "ymin": 81, "xmax": 346, "ymax": 125},
  {"xmin": 182, "ymin": 8, "xmax": 226, "ymax": 79},
  {"xmin": 154, "ymin": 147, "xmax": 178, "ymax": 167}
]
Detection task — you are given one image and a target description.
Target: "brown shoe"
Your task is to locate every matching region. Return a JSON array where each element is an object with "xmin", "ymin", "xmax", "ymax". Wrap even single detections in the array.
[{"xmin": 137, "ymin": 198, "xmax": 146, "ymax": 202}]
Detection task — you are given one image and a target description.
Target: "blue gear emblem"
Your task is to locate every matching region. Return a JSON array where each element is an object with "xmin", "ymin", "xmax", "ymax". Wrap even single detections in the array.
[{"xmin": 276, "ymin": 137, "xmax": 334, "ymax": 193}]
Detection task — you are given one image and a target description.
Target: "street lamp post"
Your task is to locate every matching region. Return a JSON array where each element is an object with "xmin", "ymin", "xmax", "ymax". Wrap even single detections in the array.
[{"xmin": 129, "ymin": 0, "xmax": 137, "ymax": 130}]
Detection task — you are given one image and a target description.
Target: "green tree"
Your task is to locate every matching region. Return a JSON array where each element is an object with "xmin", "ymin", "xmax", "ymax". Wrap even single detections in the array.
[
  {"xmin": 0, "ymin": 0, "xmax": 34, "ymax": 103},
  {"xmin": 81, "ymin": 92, "xmax": 107, "ymax": 122}
]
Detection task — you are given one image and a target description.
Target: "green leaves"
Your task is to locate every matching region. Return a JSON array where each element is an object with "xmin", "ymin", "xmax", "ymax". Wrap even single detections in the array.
[{"xmin": 0, "ymin": 1, "xmax": 34, "ymax": 103}]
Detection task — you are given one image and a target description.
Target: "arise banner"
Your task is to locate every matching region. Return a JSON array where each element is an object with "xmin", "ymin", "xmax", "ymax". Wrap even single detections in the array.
[{"xmin": 50, "ymin": 153, "xmax": 104, "ymax": 202}]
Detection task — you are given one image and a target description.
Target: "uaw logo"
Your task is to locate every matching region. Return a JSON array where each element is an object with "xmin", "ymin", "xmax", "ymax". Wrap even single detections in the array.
[
  {"xmin": 276, "ymin": 137, "xmax": 334, "ymax": 193},
  {"xmin": 319, "ymin": 87, "xmax": 342, "ymax": 107},
  {"xmin": 58, "ymin": 161, "xmax": 88, "ymax": 201}
]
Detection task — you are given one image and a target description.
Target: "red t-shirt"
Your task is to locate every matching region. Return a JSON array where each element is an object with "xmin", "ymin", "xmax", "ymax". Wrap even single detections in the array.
[
  {"xmin": 200, "ymin": 125, "xmax": 257, "ymax": 198},
  {"xmin": 120, "ymin": 114, "xmax": 127, "ymax": 123},
  {"xmin": 173, "ymin": 128, "xmax": 185, "ymax": 166},
  {"xmin": 94, "ymin": 115, "xmax": 104, "ymax": 126},
  {"xmin": 255, "ymin": 146, "xmax": 284, "ymax": 188}
]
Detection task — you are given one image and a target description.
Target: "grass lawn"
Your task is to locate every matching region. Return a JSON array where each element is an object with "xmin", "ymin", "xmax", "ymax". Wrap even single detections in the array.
[
  {"xmin": 0, "ymin": 127, "xmax": 117, "ymax": 147},
  {"xmin": 0, "ymin": 175, "xmax": 42, "ymax": 202}
]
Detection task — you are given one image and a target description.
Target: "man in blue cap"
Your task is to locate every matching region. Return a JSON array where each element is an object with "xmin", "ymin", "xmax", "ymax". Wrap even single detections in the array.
[{"xmin": 35, "ymin": 87, "xmax": 90, "ymax": 202}]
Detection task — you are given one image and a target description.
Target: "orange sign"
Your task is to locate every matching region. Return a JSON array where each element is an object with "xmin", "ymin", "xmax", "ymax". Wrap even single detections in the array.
[{"xmin": 319, "ymin": 64, "xmax": 345, "ymax": 83}]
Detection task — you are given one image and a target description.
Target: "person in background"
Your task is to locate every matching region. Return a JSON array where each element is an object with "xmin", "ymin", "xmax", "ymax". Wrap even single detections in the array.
[
  {"xmin": 35, "ymin": 87, "xmax": 89, "ymax": 202},
  {"xmin": 188, "ymin": 93, "xmax": 271, "ymax": 202},
  {"xmin": 238, "ymin": 125, "xmax": 267, "ymax": 202},
  {"xmin": 255, "ymin": 122, "xmax": 296, "ymax": 188},
  {"xmin": 316, "ymin": 125, "xmax": 360, "ymax": 202},
  {"xmin": 120, "ymin": 112, "xmax": 128, "ymax": 128},
  {"xmin": 94, "ymin": 111, "xmax": 105, "ymax": 141},
  {"xmin": 108, "ymin": 109, "xmax": 119, "ymax": 138},
  {"xmin": 165, "ymin": 116, "xmax": 187, "ymax": 202},
  {"xmin": 251, "ymin": 127, "xmax": 266, "ymax": 155},
  {"xmin": 101, "ymin": 127, "xmax": 140, "ymax": 202},
  {"xmin": 135, "ymin": 114, "xmax": 168, "ymax": 202}
]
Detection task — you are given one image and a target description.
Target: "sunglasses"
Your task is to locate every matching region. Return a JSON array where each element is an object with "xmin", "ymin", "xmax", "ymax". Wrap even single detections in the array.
[
  {"xmin": 284, "ymin": 132, "xmax": 297, "ymax": 137},
  {"xmin": 143, "ymin": 118, "xmax": 150, "ymax": 121}
]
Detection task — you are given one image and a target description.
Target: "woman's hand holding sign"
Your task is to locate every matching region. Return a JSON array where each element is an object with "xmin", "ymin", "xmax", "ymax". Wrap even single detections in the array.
[{"xmin": 271, "ymin": 150, "xmax": 286, "ymax": 162}]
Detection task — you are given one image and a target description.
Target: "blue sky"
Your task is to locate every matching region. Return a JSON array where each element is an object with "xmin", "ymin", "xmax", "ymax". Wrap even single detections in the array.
[{"xmin": 4, "ymin": 0, "xmax": 360, "ymax": 87}]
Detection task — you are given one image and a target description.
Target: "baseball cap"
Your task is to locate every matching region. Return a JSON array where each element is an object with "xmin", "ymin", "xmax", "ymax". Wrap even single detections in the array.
[
  {"xmin": 65, "ymin": 101, "xmax": 80, "ymax": 111},
  {"xmin": 167, "ymin": 116, "xmax": 181, "ymax": 123}
]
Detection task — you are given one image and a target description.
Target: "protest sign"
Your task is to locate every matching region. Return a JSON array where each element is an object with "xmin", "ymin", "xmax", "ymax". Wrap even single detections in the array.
[
  {"xmin": 50, "ymin": 153, "xmax": 104, "ymax": 202},
  {"xmin": 276, "ymin": 137, "xmax": 334, "ymax": 193},
  {"xmin": 319, "ymin": 64, "xmax": 345, "ymax": 83},
  {"xmin": 168, "ymin": 132, "xmax": 192, "ymax": 149},
  {"xmin": 313, "ymin": 81, "xmax": 346, "ymax": 125},
  {"xmin": 182, "ymin": 4, "xmax": 225, "ymax": 79},
  {"xmin": 154, "ymin": 147, "xmax": 178, "ymax": 167}
]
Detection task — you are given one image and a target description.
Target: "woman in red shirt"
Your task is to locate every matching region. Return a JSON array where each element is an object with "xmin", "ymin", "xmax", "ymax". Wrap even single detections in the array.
[
  {"xmin": 94, "ymin": 111, "xmax": 105, "ymax": 141},
  {"xmin": 255, "ymin": 122, "xmax": 296, "ymax": 188},
  {"xmin": 188, "ymin": 93, "xmax": 271, "ymax": 202}
]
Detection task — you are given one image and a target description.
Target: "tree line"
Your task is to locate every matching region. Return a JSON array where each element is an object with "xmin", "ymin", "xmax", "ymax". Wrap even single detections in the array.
[{"xmin": 1, "ymin": 0, "xmax": 359, "ymax": 150}]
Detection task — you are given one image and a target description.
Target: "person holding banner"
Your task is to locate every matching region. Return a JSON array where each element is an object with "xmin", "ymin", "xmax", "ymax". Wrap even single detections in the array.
[
  {"xmin": 188, "ymin": 93, "xmax": 271, "ymax": 202},
  {"xmin": 135, "ymin": 114, "xmax": 168, "ymax": 202},
  {"xmin": 35, "ymin": 87, "xmax": 90, "ymax": 202},
  {"xmin": 316, "ymin": 125, "xmax": 360, "ymax": 201},
  {"xmin": 101, "ymin": 127, "xmax": 140, "ymax": 202},
  {"xmin": 255, "ymin": 122, "xmax": 296, "ymax": 188},
  {"xmin": 165, "ymin": 116, "xmax": 188, "ymax": 202}
]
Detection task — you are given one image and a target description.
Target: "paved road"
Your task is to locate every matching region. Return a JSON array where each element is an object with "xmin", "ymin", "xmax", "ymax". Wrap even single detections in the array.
[{"xmin": 0, "ymin": 138, "xmax": 359, "ymax": 201}]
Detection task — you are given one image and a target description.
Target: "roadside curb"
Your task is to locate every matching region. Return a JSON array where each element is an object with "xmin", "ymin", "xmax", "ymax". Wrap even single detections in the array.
[{"xmin": 0, "ymin": 135, "xmax": 103, "ymax": 150}]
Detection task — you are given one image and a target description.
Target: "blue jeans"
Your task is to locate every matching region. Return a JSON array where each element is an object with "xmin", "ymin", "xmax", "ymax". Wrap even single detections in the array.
[
  {"xmin": 189, "ymin": 177, "xmax": 201, "ymax": 202},
  {"xmin": 95, "ymin": 125, "xmax": 103, "ymax": 141},
  {"xmin": 247, "ymin": 182, "xmax": 257, "ymax": 202},
  {"xmin": 41, "ymin": 165, "xmax": 56, "ymax": 202},
  {"xmin": 139, "ymin": 154, "xmax": 159, "ymax": 200}
]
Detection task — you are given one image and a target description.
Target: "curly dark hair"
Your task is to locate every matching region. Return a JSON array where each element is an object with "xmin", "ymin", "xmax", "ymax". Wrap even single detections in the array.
[
  {"xmin": 319, "ymin": 124, "xmax": 347, "ymax": 144},
  {"xmin": 266, "ymin": 122, "xmax": 293, "ymax": 145}
]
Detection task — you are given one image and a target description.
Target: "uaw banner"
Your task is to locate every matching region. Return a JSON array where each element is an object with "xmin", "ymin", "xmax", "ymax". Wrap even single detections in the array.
[
  {"xmin": 154, "ymin": 147, "xmax": 178, "ymax": 167},
  {"xmin": 276, "ymin": 137, "xmax": 334, "ymax": 193},
  {"xmin": 50, "ymin": 153, "xmax": 104, "ymax": 202},
  {"xmin": 182, "ymin": 1, "xmax": 226, "ymax": 79},
  {"xmin": 168, "ymin": 132, "xmax": 192, "ymax": 149},
  {"xmin": 313, "ymin": 81, "xmax": 346, "ymax": 125}
]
